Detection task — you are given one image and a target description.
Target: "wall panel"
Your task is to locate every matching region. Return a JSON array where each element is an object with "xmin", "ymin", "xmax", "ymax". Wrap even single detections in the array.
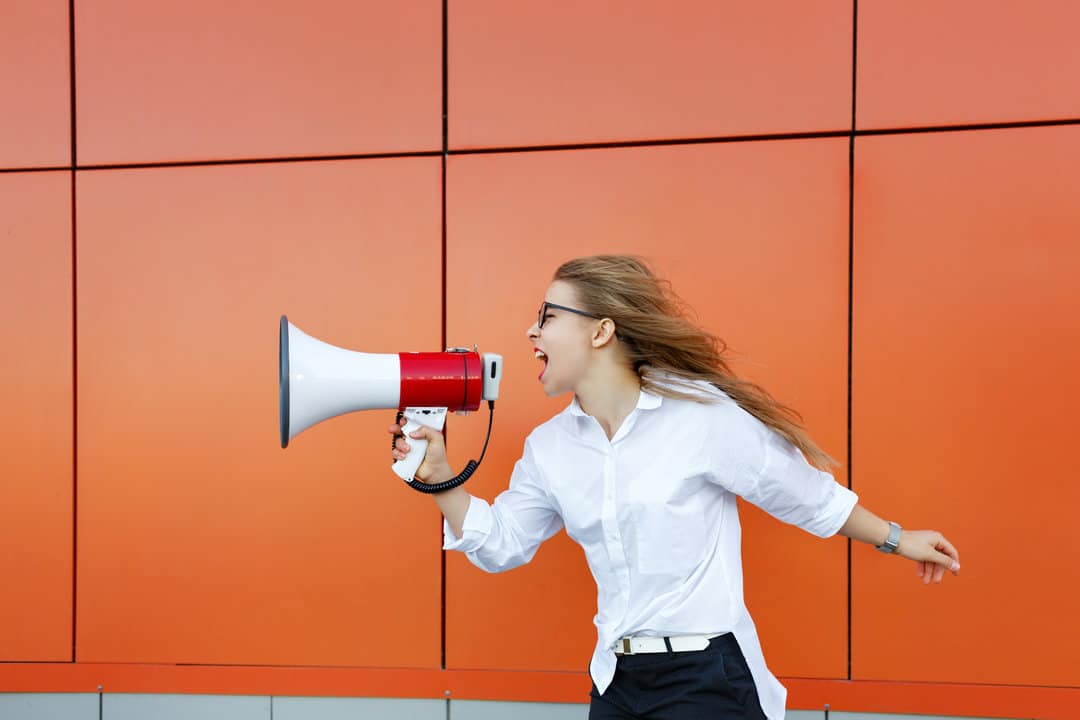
[
  {"xmin": 75, "ymin": 157, "xmax": 443, "ymax": 667},
  {"xmin": 449, "ymin": 0, "xmax": 851, "ymax": 149},
  {"xmin": 858, "ymin": 0, "xmax": 1080, "ymax": 129},
  {"xmin": 445, "ymin": 139, "xmax": 850, "ymax": 677},
  {"xmin": 0, "ymin": 1, "xmax": 70, "ymax": 168},
  {"xmin": 852, "ymin": 126, "xmax": 1080, "ymax": 685},
  {"xmin": 75, "ymin": 1, "xmax": 441, "ymax": 165},
  {"xmin": 0, "ymin": 171, "xmax": 73, "ymax": 660}
]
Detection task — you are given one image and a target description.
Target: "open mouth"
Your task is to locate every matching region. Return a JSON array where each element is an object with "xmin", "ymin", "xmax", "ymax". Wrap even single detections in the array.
[{"xmin": 534, "ymin": 348, "xmax": 548, "ymax": 380}]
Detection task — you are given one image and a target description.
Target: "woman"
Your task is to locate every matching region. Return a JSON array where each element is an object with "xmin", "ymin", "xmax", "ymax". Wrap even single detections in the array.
[{"xmin": 389, "ymin": 255, "xmax": 960, "ymax": 720}]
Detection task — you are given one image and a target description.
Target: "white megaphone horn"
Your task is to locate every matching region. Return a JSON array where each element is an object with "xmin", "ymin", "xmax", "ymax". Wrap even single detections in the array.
[{"xmin": 279, "ymin": 316, "xmax": 503, "ymax": 493}]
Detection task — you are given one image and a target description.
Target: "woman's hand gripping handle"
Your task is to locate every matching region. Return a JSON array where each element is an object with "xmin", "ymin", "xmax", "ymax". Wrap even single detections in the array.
[
  {"xmin": 390, "ymin": 408, "xmax": 449, "ymax": 481},
  {"xmin": 389, "ymin": 409, "xmax": 455, "ymax": 485},
  {"xmin": 388, "ymin": 413, "xmax": 469, "ymax": 538}
]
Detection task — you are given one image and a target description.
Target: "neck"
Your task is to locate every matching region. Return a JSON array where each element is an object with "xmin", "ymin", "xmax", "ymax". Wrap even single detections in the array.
[{"xmin": 575, "ymin": 365, "xmax": 641, "ymax": 440}]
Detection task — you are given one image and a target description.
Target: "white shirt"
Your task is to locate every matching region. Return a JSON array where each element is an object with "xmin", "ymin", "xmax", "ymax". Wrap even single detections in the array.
[{"xmin": 443, "ymin": 380, "xmax": 858, "ymax": 720}]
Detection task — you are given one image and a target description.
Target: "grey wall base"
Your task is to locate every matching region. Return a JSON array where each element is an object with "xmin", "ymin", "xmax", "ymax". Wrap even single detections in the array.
[{"xmin": 0, "ymin": 693, "xmax": 1030, "ymax": 720}]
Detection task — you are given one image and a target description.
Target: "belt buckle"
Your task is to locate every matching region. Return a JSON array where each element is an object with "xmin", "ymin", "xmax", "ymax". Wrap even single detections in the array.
[{"xmin": 621, "ymin": 637, "xmax": 632, "ymax": 655}]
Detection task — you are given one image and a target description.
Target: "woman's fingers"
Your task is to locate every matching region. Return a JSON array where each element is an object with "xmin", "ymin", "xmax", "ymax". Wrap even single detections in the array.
[
  {"xmin": 932, "ymin": 548, "xmax": 959, "ymax": 574},
  {"xmin": 389, "ymin": 415, "xmax": 410, "ymax": 461},
  {"xmin": 930, "ymin": 534, "xmax": 960, "ymax": 574},
  {"xmin": 902, "ymin": 530, "xmax": 962, "ymax": 584},
  {"xmin": 409, "ymin": 425, "xmax": 433, "ymax": 440},
  {"xmin": 393, "ymin": 436, "xmax": 411, "ymax": 458},
  {"xmin": 921, "ymin": 547, "xmax": 959, "ymax": 584},
  {"xmin": 929, "ymin": 558, "xmax": 943, "ymax": 583},
  {"xmin": 937, "ymin": 535, "xmax": 960, "ymax": 571}
]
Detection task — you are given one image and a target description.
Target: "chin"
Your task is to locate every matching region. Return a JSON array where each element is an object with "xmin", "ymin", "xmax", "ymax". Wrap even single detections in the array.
[{"xmin": 539, "ymin": 376, "xmax": 567, "ymax": 398}]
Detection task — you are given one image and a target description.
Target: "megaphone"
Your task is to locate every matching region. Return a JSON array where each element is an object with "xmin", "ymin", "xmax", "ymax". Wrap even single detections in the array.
[{"xmin": 279, "ymin": 316, "xmax": 503, "ymax": 493}]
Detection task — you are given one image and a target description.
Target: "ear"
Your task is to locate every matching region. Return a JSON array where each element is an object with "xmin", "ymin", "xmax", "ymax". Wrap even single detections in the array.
[{"xmin": 591, "ymin": 318, "xmax": 617, "ymax": 348}]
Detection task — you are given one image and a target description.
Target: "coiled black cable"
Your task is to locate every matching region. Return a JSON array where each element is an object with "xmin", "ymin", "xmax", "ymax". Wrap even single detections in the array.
[{"xmin": 393, "ymin": 400, "xmax": 495, "ymax": 494}]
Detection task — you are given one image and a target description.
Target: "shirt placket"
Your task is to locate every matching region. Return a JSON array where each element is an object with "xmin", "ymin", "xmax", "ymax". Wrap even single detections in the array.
[
  {"xmin": 600, "ymin": 443, "xmax": 630, "ymax": 630},
  {"xmin": 600, "ymin": 410, "xmax": 641, "ymax": 635}
]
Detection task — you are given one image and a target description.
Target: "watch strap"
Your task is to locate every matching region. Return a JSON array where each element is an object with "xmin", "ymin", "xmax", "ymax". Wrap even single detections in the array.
[{"xmin": 876, "ymin": 521, "xmax": 902, "ymax": 554}]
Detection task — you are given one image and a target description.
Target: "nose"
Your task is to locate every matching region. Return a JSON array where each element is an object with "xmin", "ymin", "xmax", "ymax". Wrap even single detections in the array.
[{"xmin": 526, "ymin": 321, "xmax": 539, "ymax": 341}]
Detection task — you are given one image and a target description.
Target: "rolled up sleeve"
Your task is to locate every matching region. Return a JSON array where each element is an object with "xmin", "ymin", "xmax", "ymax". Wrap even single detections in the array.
[
  {"xmin": 709, "ymin": 402, "xmax": 858, "ymax": 538},
  {"xmin": 442, "ymin": 438, "xmax": 564, "ymax": 573},
  {"xmin": 442, "ymin": 494, "xmax": 494, "ymax": 552}
]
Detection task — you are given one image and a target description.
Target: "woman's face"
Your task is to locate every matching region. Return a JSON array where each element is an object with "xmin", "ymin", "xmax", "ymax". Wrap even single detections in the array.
[{"xmin": 526, "ymin": 281, "xmax": 598, "ymax": 397}]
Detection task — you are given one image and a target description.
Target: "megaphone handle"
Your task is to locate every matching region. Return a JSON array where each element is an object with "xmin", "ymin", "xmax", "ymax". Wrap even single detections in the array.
[{"xmin": 391, "ymin": 407, "xmax": 447, "ymax": 481}]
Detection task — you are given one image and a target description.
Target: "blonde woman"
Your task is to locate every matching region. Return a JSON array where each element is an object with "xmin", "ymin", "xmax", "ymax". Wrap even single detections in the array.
[{"xmin": 390, "ymin": 255, "xmax": 960, "ymax": 720}]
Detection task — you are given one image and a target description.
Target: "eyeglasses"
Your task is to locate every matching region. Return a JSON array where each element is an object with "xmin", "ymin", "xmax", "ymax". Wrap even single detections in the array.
[{"xmin": 537, "ymin": 301, "xmax": 602, "ymax": 330}]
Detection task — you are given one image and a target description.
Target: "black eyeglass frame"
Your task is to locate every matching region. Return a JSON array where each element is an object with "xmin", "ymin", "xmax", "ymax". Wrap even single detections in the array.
[{"xmin": 537, "ymin": 301, "xmax": 603, "ymax": 329}]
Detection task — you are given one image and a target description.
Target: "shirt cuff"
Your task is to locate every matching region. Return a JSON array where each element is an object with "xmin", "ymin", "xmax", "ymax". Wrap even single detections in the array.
[
  {"xmin": 811, "ymin": 483, "xmax": 860, "ymax": 538},
  {"xmin": 442, "ymin": 494, "xmax": 493, "ymax": 552}
]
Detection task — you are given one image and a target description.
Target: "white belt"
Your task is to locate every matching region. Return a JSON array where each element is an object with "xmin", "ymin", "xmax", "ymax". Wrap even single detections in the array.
[{"xmin": 614, "ymin": 633, "xmax": 726, "ymax": 655}]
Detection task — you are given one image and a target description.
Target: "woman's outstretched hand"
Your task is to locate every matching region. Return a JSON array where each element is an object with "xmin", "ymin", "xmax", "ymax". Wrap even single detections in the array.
[
  {"xmin": 388, "ymin": 415, "xmax": 455, "ymax": 485},
  {"xmin": 839, "ymin": 505, "xmax": 961, "ymax": 584},
  {"xmin": 898, "ymin": 530, "xmax": 961, "ymax": 584}
]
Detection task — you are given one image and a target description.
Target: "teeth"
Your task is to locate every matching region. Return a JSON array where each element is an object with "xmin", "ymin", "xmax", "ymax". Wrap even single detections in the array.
[{"xmin": 535, "ymin": 350, "xmax": 547, "ymax": 359}]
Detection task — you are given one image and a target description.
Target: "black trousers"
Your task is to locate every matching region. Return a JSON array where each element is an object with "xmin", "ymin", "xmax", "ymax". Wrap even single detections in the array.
[{"xmin": 588, "ymin": 633, "xmax": 768, "ymax": 719}]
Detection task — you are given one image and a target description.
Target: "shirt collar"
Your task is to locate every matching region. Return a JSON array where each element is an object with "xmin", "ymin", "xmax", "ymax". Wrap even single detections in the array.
[{"xmin": 567, "ymin": 387, "xmax": 663, "ymax": 417}]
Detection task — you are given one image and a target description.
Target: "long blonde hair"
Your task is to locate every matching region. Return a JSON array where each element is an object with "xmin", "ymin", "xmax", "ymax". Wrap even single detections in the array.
[{"xmin": 554, "ymin": 255, "xmax": 839, "ymax": 470}]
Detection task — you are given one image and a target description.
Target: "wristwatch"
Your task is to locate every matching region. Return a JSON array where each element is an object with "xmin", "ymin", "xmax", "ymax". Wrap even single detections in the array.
[{"xmin": 875, "ymin": 521, "xmax": 902, "ymax": 554}]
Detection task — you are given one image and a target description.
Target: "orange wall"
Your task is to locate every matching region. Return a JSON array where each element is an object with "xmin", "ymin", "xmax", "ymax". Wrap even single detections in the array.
[
  {"xmin": 1, "ymin": 1, "xmax": 1078, "ymax": 717},
  {"xmin": 0, "ymin": 171, "xmax": 72, "ymax": 661},
  {"xmin": 74, "ymin": 159, "xmax": 444, "ymax": 667}
]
